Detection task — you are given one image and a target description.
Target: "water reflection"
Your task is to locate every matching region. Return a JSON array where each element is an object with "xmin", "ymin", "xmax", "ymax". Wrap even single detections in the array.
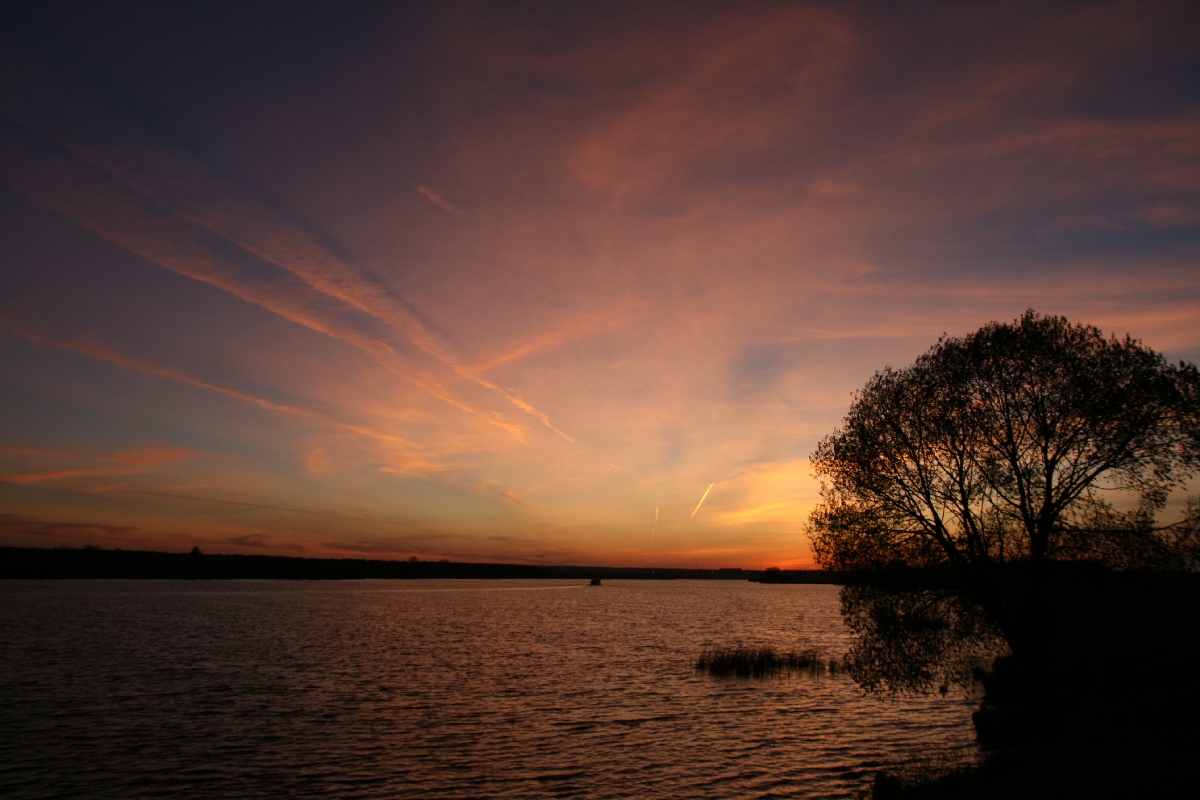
[
  {"xmin": 839, "ymin": 584, "xmax": 1008, "ymax": 695},
  {"xmin": 0, "ymin": 580, "xmax": 985, "ymax": 799}
]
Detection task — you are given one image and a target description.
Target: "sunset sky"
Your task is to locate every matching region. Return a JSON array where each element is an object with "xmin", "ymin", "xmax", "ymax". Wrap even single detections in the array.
[{"xmin": 2, "ymin": 1, "xmax": 1198, "ymax": 567}]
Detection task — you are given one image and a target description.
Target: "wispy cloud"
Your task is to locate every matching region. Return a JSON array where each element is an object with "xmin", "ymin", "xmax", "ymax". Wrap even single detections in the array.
[
  {"xmin": 0, "ymin": 114, "xmax": 525, "ymax": 438},
  {"xmin": 120, "ymin": 489, "xmax": 372, "ymax": 521},
  {"xmin": 318, "ymin": 540, "xmax": 423, "ymax": 556},
  {"xmin": 0, "ymin": 75, "xmax": 573, "ymax": 440},
  {"xmin": 416, "ymin": 184, "xmax": 461, "ymax": 215},
  {"xmin": 222, "ymin": 533, "xmax": 305, "ymax": 551},
  {"xmin": 0, "ymin": 467, "xmax": 145, "ymax": 485},
  {"xmin": 0, "ymin": 513, "xmax": 136, "ymax": 539},
  {"xmin": 103, "ymin": 444, "xmax": 197, "ymax": 466},
  {"xmin": 500, "ymin": 490, "xmax": 535, "ymax": 510},
  {"xmin": 0, "ymin": 441, "xmax": 197, "ymax": 485},
  {"xmin": 470, "ymin": 313, "xmax": 618, "ymax": 374},
  {"xmin": 4, "ymin": 320, "xmax": 442, "ymax": 467}
]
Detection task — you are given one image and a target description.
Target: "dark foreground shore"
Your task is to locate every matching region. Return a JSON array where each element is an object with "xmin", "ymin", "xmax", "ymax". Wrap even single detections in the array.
[{"xmin": 877, "ymin": 567, "xmax": 1200, "ymax": 799}]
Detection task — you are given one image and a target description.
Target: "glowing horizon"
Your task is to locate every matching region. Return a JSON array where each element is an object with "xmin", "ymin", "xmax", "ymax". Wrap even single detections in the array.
[{"xmin": 1, "ymin": 2, "xmax": 1197, "ymax": 569}]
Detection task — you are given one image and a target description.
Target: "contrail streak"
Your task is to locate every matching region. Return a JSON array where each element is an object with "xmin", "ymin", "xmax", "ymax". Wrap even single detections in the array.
[
  {"xmin": 0, "ymin": 84, "xmax": 571, "ymax": 441},
  {"xmin": 416, "ymin": 184, "xmax": 461, "ymax": 215},
  {"xmin": 690, "ymin": 483, "xmax": 715, "ymax": 519},
  {"xmin": 5, "ymin": 322, "xmax": 429, "ymax": 455},
  {"xmin": 652, "ymin": 505, "xmax": 659, "ymax": 541},
  {"xmin": 0, "ymin": 118, "xmax": 528, "ymax": 438}
]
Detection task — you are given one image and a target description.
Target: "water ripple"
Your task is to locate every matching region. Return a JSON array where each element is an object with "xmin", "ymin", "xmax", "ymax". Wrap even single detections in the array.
[{"xmin": 0, "ymin": 580, "xmax": 981, "ymax": 799}]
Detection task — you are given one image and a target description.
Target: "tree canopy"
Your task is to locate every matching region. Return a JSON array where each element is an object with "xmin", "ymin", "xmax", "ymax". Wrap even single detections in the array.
[{"xmin": 809, "ymin": 311, "xmax": 1200, "ymax": 574}]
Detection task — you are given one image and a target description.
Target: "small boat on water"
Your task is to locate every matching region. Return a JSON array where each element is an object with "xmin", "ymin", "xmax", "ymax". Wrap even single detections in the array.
[{"xmin": 589, "ymin": 578, "xmax": 602, "ymax": 586}]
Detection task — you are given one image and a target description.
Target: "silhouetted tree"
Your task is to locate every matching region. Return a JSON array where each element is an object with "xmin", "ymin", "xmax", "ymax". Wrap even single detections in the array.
[{"xmin": 809, "ymin": 311, "xmax": 1200, "ymax": 575}]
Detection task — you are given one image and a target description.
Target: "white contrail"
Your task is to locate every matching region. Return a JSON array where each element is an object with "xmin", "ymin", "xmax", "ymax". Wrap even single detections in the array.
[
  {"xmin": 0, "ymin": 78, "xmax": 574, "ymax": 442},
  {"xmin": 652, "ymin": 505, "xmax": 659, "ymax": 541},
  {"xmin": 416, "ymin": 184, "xmax": 461, "ymax": 215},
  {"xmin": 690, "ymin": 483, "xmax": 715, "ymax": 519}
]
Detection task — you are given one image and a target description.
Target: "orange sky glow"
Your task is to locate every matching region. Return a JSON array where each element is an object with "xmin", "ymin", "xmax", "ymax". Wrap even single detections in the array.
[{"xmin": 2, "ymin": 1, "xmax": 1198, "ymax": 568}]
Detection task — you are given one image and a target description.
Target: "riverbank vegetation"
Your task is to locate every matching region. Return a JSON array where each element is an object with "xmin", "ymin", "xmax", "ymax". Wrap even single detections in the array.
[
  {"xmin": 695, "ymin": 646, "xmax": 846, "ymax": 678},
  {"xmin": 0, "ymin": 545, "xmax": 772, "ymax": 581}
]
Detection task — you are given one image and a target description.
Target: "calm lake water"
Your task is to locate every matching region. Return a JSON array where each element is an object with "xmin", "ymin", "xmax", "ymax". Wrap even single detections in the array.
[{"xmin": 0, "ymin": 580, "xmax": 981, "ymax": 798}]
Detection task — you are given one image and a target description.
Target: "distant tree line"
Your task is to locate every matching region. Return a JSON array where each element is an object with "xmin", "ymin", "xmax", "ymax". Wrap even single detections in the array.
[{"xmin": 0, "ymin": 546, "xmax": 815, "ymax": 582}]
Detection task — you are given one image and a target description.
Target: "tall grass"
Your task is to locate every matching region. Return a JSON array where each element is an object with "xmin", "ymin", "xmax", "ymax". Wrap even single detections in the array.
[{"xmin": 696, "ymin": 646, "xmax": 848, "ymax": 678}]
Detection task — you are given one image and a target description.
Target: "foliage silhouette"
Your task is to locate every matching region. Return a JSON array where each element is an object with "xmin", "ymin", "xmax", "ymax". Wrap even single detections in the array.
[
  {"xmin": 809, "ymin": 310, "xmax": 1200, "ymax": 582},
  {"xmin": 806, "ymin": 312, "xmax": 1200, "ymax": 795},
  {"xmin": 839, "ymin": 583, "xmax": 1005, "ymax": 695}
]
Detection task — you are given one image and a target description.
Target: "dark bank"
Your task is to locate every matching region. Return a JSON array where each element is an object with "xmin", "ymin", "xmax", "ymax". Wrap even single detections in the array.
[
  {"xmin": 866, "ymin": 563, "xmax": 1200, "ymax": 799},
  {"xmin": 0, "ymin": 544, "xmax": 844, "ymax": 583}
]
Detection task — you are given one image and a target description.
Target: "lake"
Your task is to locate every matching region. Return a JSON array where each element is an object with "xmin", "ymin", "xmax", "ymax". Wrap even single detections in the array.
[{"xmin": 0, "ymin": 580, "xmax": 982, "ymax": 798}]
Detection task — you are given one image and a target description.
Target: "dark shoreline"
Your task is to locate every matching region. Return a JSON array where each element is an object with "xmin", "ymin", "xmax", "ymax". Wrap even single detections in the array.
[
  {"xmin": 0, "ymin": 545, "xmax": 846, "ymax": 582},
  {"xmin": 874, "ymin": 566, "xmax": 1200, "ymax": 799}
]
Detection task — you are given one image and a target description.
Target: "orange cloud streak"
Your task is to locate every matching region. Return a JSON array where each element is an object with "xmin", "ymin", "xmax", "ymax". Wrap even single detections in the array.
[
  {"xmin": 4, "ymin": 321, "xmax": 437, "ymax": 460},
  {"xmin": 103, "ymin": 443, "xmax": 198, "ymax": 466},
  {"xmin": 1, "ymin": 78, "xmax": 571, "ymax": 440},
  {"xmin": 0, "ymin": 467, "xmax": 145, "ymax": 485},
  {"xmin": 0, "ymin": 115, "xmax": 525, "ymax": 439}
]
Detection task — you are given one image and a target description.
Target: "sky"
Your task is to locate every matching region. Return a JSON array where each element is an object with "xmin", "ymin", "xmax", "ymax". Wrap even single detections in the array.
[{"xmin": 1, "ymin": 1, "xmax": 1198, "ymax": 568}]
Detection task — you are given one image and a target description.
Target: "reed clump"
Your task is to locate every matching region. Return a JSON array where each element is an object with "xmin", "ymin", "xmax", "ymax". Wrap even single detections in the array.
[{"xmin": 696, "ymin": 646, "xmax": 847, "ymax": 678}]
